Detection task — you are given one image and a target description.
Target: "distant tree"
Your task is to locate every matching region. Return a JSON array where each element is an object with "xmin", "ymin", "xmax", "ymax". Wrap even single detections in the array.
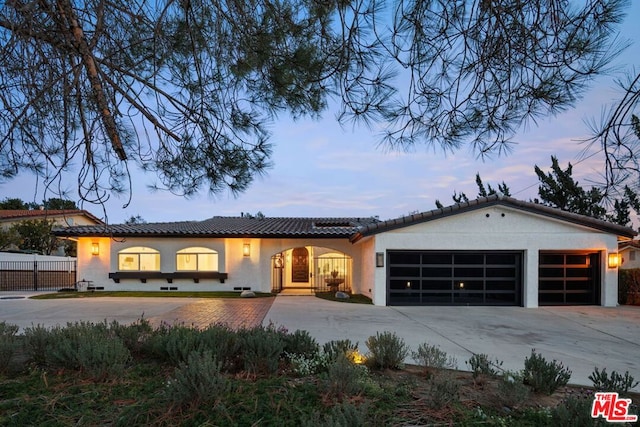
[
  {"xmin": 0, "ymin": 198, "xmax": 28, "ymax": 210},
  {"xmin": 0, "ymin": 227, "xmax": 20, "ymax": 250},
  {"xmin": 62, "ymin": 240, "xmax": 77, "ymax": 257},
  {"xmin": 436, "ymin": 173, "xmax": 510, "ymax": 208},
  {"xmin": 124, "ymin": 215, "xmax": 147, "ymax": 225},
  {"xmin": 533, "ymin": 156, "xmax": 639, "ymax": 226},
  {"xmin": 241, "ymin": 211, "xmax": 266, "ymax": 219},
  {"xmin": 43, "ymin": 198, "xmax": 77, "ymax": 210},
  {"xmin": 0, "ymin": 0, "xmax": 627, "ymax": 209},
  {"xmin": 10, "ymin": 219, "xmax": 59, "ymax": 255},
  {"xmin": 533, "ymin": 156, "xmax": 608, "ymax": 219},
  {"xmin": 435, "ymin": 158, "xmax": 638, "ymax": 227}
]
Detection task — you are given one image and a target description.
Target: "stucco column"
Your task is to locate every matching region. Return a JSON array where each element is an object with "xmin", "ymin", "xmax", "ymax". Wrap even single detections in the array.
[
  {"xmin": 602, "ymin": 249, "xmax": 619, "ymax": 307},
  {"xmin": 523, "ymin": 250, "xmax": 538, "ymax": 308}
]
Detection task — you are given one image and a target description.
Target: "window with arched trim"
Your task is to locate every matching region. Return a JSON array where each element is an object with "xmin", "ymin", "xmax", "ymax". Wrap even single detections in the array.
[
  {"xmin": 118, "ymin": 246, "xmax": 160, "ymax": 271},
  {"xmin": 176, "ymin": 247, "xmax": 218, "ymax": 271}
]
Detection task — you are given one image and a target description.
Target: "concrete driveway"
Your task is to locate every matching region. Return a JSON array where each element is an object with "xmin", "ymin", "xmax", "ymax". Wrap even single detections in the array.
[{"xmin": 1, "ymin": 292, "xmax": 638, "ymax": 389}]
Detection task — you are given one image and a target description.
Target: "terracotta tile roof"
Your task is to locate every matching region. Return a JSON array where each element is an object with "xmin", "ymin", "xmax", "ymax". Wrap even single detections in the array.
[
  {"xmin": 53, "ymin": 195, "xmax": 637, "ymax": 241},
  {"xmin": 350, "ymin": 194, "xmax": 637, "ymax": 242},
  {"xmin": 54, "ymin": 216, "xmax": 379, "ymax": 238},
  {"xmin": 0, "ymin": 209, "xmax": 103, "ymax": 224}
]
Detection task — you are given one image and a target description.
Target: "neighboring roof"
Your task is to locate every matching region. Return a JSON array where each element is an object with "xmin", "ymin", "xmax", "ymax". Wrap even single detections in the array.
[
  {"xmin": 350, "ymin": 195, "xmax": 637, "ymax": 242},
  {"xmin": 0, "ymin": 209, "xmax": 104, "ymax": 225},
  {"xmin": 619, "ymin": 240, "xmax": 640, "ymax": 250},
  {"xmin": 54, "ymin": 216, "xmax": 379, "ymax": 239}
]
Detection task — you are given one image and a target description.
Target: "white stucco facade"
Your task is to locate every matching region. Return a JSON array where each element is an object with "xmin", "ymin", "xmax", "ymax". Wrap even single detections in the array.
[
  {"xmin": 361, "ymin": 205, "xmax": 621, "ymax": 307},
  {"xmin": 70, "ymin": 198, "xmax": 632, "ymax": 308}
]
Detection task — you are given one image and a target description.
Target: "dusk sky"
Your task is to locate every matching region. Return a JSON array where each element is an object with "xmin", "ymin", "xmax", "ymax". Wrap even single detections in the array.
[{"xmin": 2, "ymin": 2, "xmax": 640, "ymax": 225}]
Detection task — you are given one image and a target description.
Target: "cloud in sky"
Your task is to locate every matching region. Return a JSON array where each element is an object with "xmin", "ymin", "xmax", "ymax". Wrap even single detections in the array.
[{"xmin": 2, "ymin": 2, "xmax": 639, "ymax": 224}]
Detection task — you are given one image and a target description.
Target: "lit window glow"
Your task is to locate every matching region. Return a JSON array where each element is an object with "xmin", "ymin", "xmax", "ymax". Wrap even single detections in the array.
[
  {"xmin": 177, "ymin": 247, "xmax": 218, "ymax": 271},
  {"xmin": 118, "ymin": 246, "xmax": 160, "ymax": 271}
]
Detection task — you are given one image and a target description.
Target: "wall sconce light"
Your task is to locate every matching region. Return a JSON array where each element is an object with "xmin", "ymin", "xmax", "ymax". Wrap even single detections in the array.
[
  {"xmin": 243, "ymin": 243, "xmax": 251, "ymax": 257},
  {"xmin": 91, "ymin": 242, "xmax": 99, "ymax": 256},
  {"xmin": 375, "ymin": 252, "xmax": 384, "ymax": 268},
  {"xmin": 608, "ymin": 252, "xmax": 621, "ymax": 268}
]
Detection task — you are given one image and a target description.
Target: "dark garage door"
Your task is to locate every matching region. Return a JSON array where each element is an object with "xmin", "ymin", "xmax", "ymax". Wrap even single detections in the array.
[
  {"xmin": 387, "ymin": 251, "xmax": 522, "ymax": 306},
  {"xmin": 539, "ymin": 252, "xmax": 600, "ymax": 305}
]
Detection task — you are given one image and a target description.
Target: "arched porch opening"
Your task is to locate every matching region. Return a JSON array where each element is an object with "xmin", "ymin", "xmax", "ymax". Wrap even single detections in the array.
[{"xmin": 270, "ymin": 246, "xmax": 352, "ymax": 293}]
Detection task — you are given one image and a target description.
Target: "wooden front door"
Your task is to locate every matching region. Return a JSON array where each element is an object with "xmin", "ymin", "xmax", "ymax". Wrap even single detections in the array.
[{"xmin": 291, "ymin": 247, "xmax": 309, "ymax": 283}]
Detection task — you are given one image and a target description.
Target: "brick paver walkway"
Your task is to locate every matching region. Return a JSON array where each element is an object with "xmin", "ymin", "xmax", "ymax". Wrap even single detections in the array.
[{"xmin": 149, "ymin": 297, "xmax": 275, "ymax": 330}]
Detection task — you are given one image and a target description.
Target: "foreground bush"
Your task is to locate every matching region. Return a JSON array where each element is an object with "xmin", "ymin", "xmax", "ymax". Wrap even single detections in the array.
[
  {"xmin": 466, "ymin": 353, "xmax": 503, "ymax": 379},
  {"xmin": 0, "ymin": 322, "xmax": 18, "ymax": 373},
  {"xmin": 323, "ymin": 353, "xmax": 368, "ymax": 397},
  {"xmin": 323, "ymin": 339, "xmax": 359, "ymax": 363},
  {"xmin": 412, "ymin": 342, "xmax": 457, "ymax": 376},
  {"xmin": 166, "ymin": 350, "xmax": 229, "ymax": 408},
  {"xmin": 589, "ymin": 367, "xmax": 639, "ymax": 396},
  {"xmin": 23, "ymin": 321, "xmax": 131, "ymax": 380},
  {"xmin": 523, "ymin": 349, "xmax": 571, "ymax": 395},
  {"xmin": 365, "ymin": 331, "xmax": 408, "ymax": 370},
  {"xmin": 146, "ymin": 323, "xmax": 205, "ymax": 365},
  {"xmin": 301, "ymin": 402, "xmax": 369, "ymax": 427},
  {"xmin": 239, "ymin": 325, "xmax": 285, "ymax": 375}
]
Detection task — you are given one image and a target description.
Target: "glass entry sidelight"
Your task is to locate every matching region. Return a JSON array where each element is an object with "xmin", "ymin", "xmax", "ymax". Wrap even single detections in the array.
[
  {"xmin": 270, "ymin": 248, "xmax": 352, "ymax": 293},
  {"xmin": 313, "ymin": 253, "xmax": 352, "ymax": 292}
]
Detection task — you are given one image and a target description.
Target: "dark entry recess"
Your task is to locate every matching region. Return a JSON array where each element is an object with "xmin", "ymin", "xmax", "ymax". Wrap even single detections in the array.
[
  {"xmin": 538, "ymin": 252, "xmax": 600, "ymax": 305},
  {"xmin": 387, "ymin": 251, "xmax": 522, "ymax": 306}
]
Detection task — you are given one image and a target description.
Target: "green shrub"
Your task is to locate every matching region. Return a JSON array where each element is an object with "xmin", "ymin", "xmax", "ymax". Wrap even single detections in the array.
[
  {"xmin": 589, "ymin": 367, "xmax": 639, "ymax": 396},
  {"xmin": 147, "ymin": 324, "xmax": 204, "ymax": 365},
  {"xmin": 412, "ymin": 342, "xmax": 457, "ymax": 375},
  {"xmin": 0, "ymin": 321, "xmax": 19, "ymax": 373},
  {"xmin": 523, "ymin": 349, "xmax": 571, "ymax": 395},
  {"xmin": 497, "ymin": 371, "xmax": 530, "ymax": 408},
  {"xmin": 426, "ymin": 372, "xmax": 460, "ymax": 409},
  {"xmin": 466, "ymin": 353, "xmax": 502, "ymax": 379},
  {"xmin": 323, "ymin": 353, "xmax": 368, "ymax": 397},
  {"xmin": 239, "ymin": 325, "xmax": 284, "ymax": 375},
  {"xmin": 166, "ymin": 350, "xmax": 229, "ymax": 408},
  {"xmin": 283, "ymin": 329, "xmax": 320, "ymax": 360},
  {"xmin": 323, "ymin": 339, "xmax": 359, "ymax": 363},
  {"xmin": 199, "ymin": 323, "xmax": 242, "ymax": 371},
  {"xmin": 301, "ymin": 402, "xmax": 369, "ymax": 427},
  {"xmin": 23, "ymin": 324, "xmax": 52, "ymax": 368},
  {"xmin": 551, "ymin": 391, "xmax": 607, "ymax": 426},
  {"xmin": 618, "ymin": 269, "xmax": 640, "ymax": 305},
  {"xmin": 44, "ymin": 321, "xmax": 131, "ymax": 379},
  {"xmin": 109, "ymin": 318, "xmax": 153, "ymax": 356},
  {"xmin": 365, "ymin": 331, "xmax": 408, "ymax": 370}
]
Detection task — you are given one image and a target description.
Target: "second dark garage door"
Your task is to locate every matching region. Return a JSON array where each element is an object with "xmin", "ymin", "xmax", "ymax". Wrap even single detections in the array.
[{"xmin": 387, "ymin": 251, "xmax": 522, "ymax": 306}]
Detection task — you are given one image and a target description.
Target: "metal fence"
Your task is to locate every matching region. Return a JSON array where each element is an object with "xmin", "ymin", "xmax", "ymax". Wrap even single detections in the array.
[{"xmin": 0, "ymin": 260, "xmax": 77, "ymax": 291}]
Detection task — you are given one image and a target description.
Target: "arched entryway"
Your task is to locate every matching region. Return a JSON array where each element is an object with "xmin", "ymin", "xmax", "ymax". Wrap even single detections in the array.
[{"xmin": 271, "ymin": 246, "xmax": 352, "ymax": 293}]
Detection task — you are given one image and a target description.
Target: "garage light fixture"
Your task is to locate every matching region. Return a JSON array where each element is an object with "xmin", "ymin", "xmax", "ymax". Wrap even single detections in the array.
[
  {"xmin": 91, "ymin": 242, "xmax": 99, "ymax": 256},
  {"xmin": 243, "ymin": 243, "xmax": 251, "ymax": 257},
  {"xmin": 376, "ymin": 252, "xmax": 384, "ymax": 267},
  {"xmin": 608, "ymin": 253, "xmax": 621, "ymax": 268}
]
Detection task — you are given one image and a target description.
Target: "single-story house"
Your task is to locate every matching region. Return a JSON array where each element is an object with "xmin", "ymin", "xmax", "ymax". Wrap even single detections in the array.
[
  {"xmin": 54, "ymin": 195, "xmax": 636, "ymax": 307},
  {"xmin": 618, "ymin": 240, "xmax": 640, "ymax": 269},
  {"xmin": 0, "ymin": 209, "xmax": 104, "ymax": 228},
  {"xmin": 1, "ymin": 209, "xmax": 104, "ymax": 256}
]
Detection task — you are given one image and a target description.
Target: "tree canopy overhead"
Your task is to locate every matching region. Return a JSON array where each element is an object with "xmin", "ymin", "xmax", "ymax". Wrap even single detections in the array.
[{"xmin": 0, "ymin": 0, "xmax": 630, "ymax": 208}]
